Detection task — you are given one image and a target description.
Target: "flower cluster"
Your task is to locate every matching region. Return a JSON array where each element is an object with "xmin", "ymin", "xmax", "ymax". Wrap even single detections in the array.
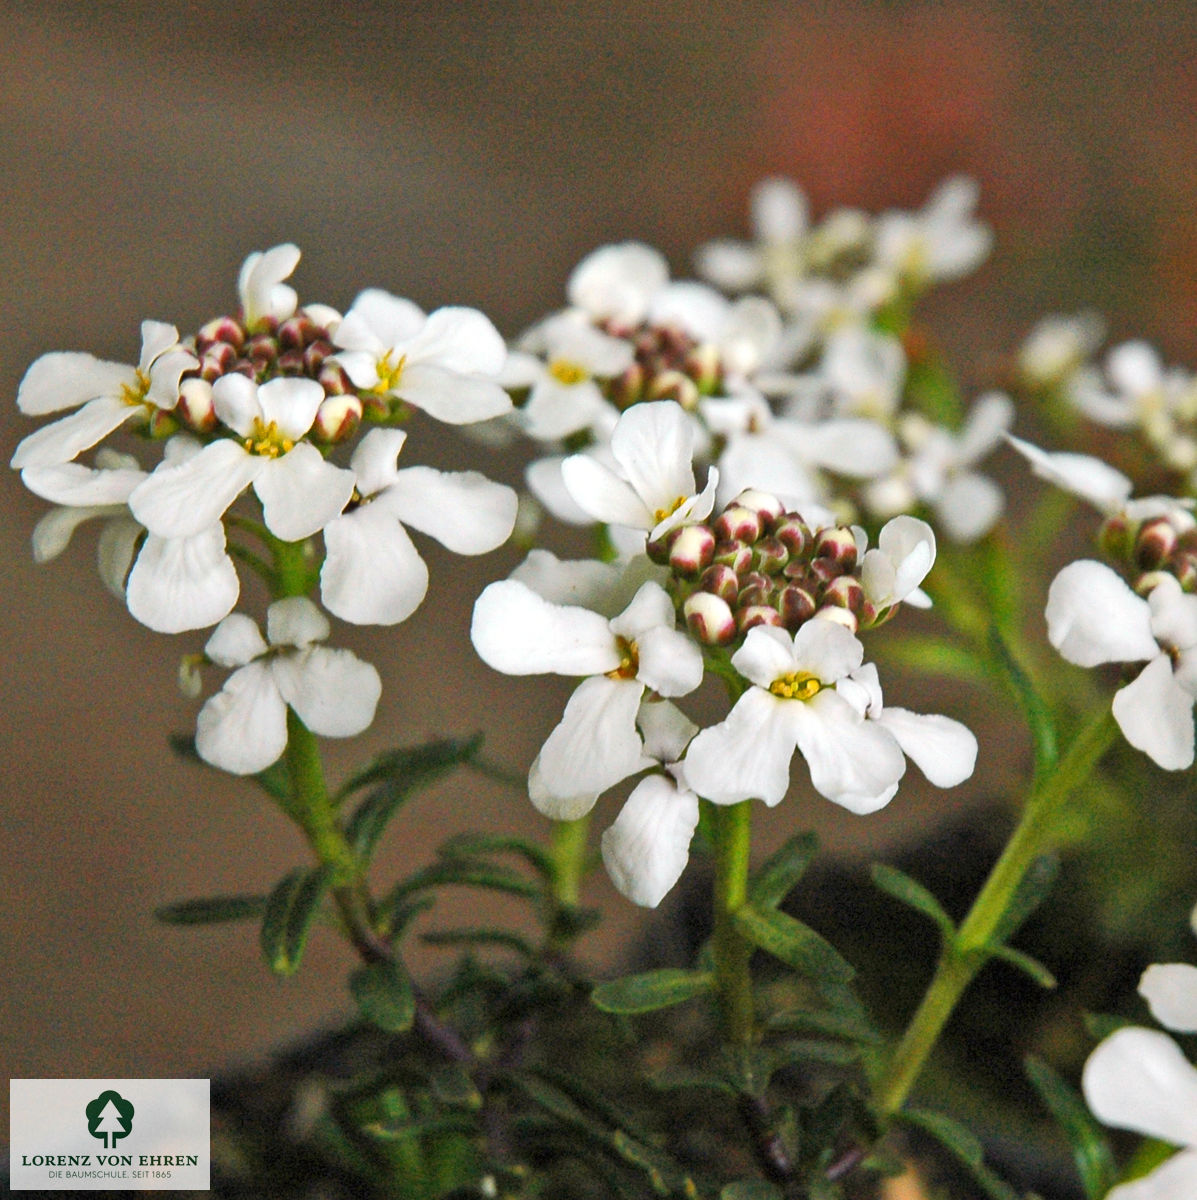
[
  {"xmin": 13, "ymin": 245, "xmax": 519, "ymax": 773},
  {"xmin": 490, "ymin": 178, "xmax": 1008, "ymax": 560},
  {"xmin": 472, "ymin": 399, "xmax": 978, "ymax": 907}
]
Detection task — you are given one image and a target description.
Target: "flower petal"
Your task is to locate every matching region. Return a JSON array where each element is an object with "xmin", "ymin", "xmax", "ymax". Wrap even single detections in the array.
[
  {"xmin": 195, "ymin": 661, "xmax": 288, "ymax": 775},
  {"xmin": 1046, "ymin": 560, "xmax": 1158, "ymax": 667},
  {"xmin": 321, "ymin": 505, "xmax": 429, "ymax": 626},
  {"xmin": 97, "ymin": 516, "xmax": 143, "ymax": 596},
  {"xmin": 1083, "ymin": 1027, "xmax": 1197, "ymax": 1146},
  {"xmin": 398, "ymin": 362, "xmax": 512, "ymax": 423},
  {"xmin": 609, "ymin": 401, "xmax": 698, "ymax": 517},
  {"xmin": 876, "ymin": 707, "xmax": 978, "ymax": 787},
  {"xmin": 1140, "ymin": 964, "xmax": 1197, "ymax": 1034},
  {"xmin": 684, "ymin": 688, "xmax": 796, "ymax": 806},
  {"xmin": 1006, "ymin": 435, "xmax": 1133, "ymax": 512},
  {"xmin": 125, "ymin": 529, "xmax": 240, "ymax": 633},
  {"xmin": 21, "ymin": 460, "xmax": 145, "ymax": 506},
  {"xmin": 567, "ymin": 241, "xmax": 669, "ymax": 324},
  {"xmin": 211, "ymin": 374, "xmax": 262, "ymax": 437},
  {"xmin": 254, "ymin": 444, "xmax": 355, "ymax": 542},
  {"xmin": 471, "ymin": 579, "xmax": 620, "ymax": 676},
  {"xmin": 935, "ymin": 472, "xmax": 1004, "ymax": 543},
  {"xmin": 204, "ymin": 613, "xmax": 268, "ymax": 667},
  {"xmin": 637, "ymin": 699, "xmax": 699, "ymax": 764},
  {"xmin": 731, "ymin": 625, "xmax": 801, "ymax": 690},
  {"xmin": 267, "ymin": 596, "xmax": 330, "ymax": 648},
  {"xmin": 129, "ymin": 439, "xmax": 261, "ymax": 538},
  {"xmin": 560, "ymin": 453, "xmax": 651, "ymax": 528},
  {"xmin": 405, "ymin": 305, "xmax": 506, "ymax": 375},
  {"xmin": 381, "ymin": 465, "xmax": 517, "ymax": 554},
  {"xmin": 31, "ymin": 505, "xmax": 113, "ymax": 562},
  {"xmin": 271, "ymin": 645, "xmax": 381, "ymax": 737},
  {"xmin": 256, "ymin": 377, "xmax": 326, "ymax": 441},
  {"xmin": 534, "ymin": 675, "xmax": 649, "ymax": 801},
  {"xmin": 11, "ymin": 396, "xmax": 135, "ymax": 469},
  {"xmin": 635, "ymin": 624, "xmax": 704, "ymax": 698},
  {"xmin": 17, "ymin": 351, "xmax": 134, "ymax": 416},
  {"xmin": 350, "ymin": 427, "xmax": 407, "ymax": 497},
  {"xmin": 601, "ymin": 775, "xmax": 700, "ymax": 907}
]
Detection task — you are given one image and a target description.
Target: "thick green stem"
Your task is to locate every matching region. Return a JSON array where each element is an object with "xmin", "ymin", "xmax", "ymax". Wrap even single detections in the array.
[
  {"xmin": 875, "ymin": 707, "xmax": 1118, "ymax": 1115},
  {"xmin": 709, "ymin": 799, "xmax": 755, "ymax": 1046},
  {"xmin": 550, "ymin": 815, "xmax": 591, "ymax": 908}
]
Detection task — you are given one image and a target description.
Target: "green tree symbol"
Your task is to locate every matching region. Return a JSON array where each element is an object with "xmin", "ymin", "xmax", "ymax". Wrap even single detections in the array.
[{"xmin": 85, "ymin": 1090, "xmax": 134, "ymax": 1149}]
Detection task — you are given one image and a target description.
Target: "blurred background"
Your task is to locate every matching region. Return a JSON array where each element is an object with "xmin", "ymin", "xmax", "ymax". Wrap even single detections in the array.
[{"xmin": 4, "ymin": 0, "xmax": 1196, "ymax": 1134}]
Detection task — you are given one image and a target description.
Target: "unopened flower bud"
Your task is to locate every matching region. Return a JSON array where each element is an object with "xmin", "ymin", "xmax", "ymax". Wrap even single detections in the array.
[
  {"xmin": 668, "ymin": 523, "xmax": 716, "ymax": 575},
  {"xmin": 713, "ymin": 539, "xmax": 754, "ymax": 574},
  {"xmin": 199, "ymin": 341, "xmax": 237, "ymax": 381},
  {"xmin": 774, "ymin": 515, "xmax": 810, "ymax": 557},
  {"xmin": 753, "ymin": 536, "xmax": 788, "ymax": 574},
  {"xmin": 277, "ymin": 348, "xmax": 306, "ymax": 375},
  {"xmin": 813, "ymin": 526, "xmax": 858, "ymax": 570},
  {"xmin": 318, "ymin": 361, "xmax": 354, "ymax": 396},
  {"xmin": 178, "ymin": 653, "xmax": 204, "ymax": 699},
  {"xmin": 699, "ymin": 563, "xmax": 739, "ymax": 603},
  {"xmin": 736, "ymin": 604, "xmax": 783, "ymax": 634},
  {"xmin": 247, "ymin": 333, "xmax": 278, "ymax": 364},
  {"xmin": 1135, "ymin": 516, "xmax": 1179, "ymax": 570},
  {"xmin": 278, "ymin": 315, "xmax": 318, "ymax": 349},
  {"xmin": 1173, "ymin": 552, "xmax": 1197, "ymax": 592},
  {"xmin": 1135, "ymin": 570, "xmax": 1169, "ymax": 598},
  {"xmin": 646, "ymin": 368, "xmax": 699, "ymax": 411},
  {"xmin": 779, "ymin": 584, "xmax": 817, "ymax": 629},
  {"xmin": 146, "ymin": 408, "xmax": 180, "ymax": 440},
  {"xmin": 303, "ymin": 339, "xmax": 334, "ymax": 375},
  {"xmin": 1098, "ymin": 513, "xmax": 1132, "ymax": 561},
  {"xmin": 684, "ymin": 591, "xmax": 736, "ymax": 644},
  {"xmin": 715, "ymin": 504, "xmax": 764, "ymax": 544},
  {"xmin": 313, "ymin": 392, "xmax": 363, "ymax": 443},
  {"xmin": 817, "ymin": 605, "xmax": 858, "ymax": 633},
  {"xmin": 196, "ymin": 316, "xmax": 245, "ymax": 354},
  {"xmin": 177, "ymin": 377, "xmax": 217, "ymax": 432},
  {"xmin": 682, "ymin": 342, "xmax": 721, "ymax": 392},
  {"xmin": 735, "ymin": 489, "xmax": 786, "ymax": 524},
  {"xmin": 821, "ymin": 575, "xmax": 865, "ymax": 614},
  {"xmin": 608, "ymin": 363, "xmax": 645, "ymax": 409}
]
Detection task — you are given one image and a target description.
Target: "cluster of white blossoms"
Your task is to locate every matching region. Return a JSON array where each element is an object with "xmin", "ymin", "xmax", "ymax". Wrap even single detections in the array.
[
  {"xmin": 472, "ymin": 399, "xmax": 978, "ymax": 907},
  {"xmin": 494, "ymin": 177, "xmax": 1011, "ymax": 554},
  {"xmin": 13, "ymin": 245, "xmax": 519, "ymax": 774},
  {"xmin": 1083, "ymin": 903, "xmax": 1197, "ymax": 1200},
  {"xmin": 1009, "ymin": 436, "xmax": 1197, "ymax": 770}
]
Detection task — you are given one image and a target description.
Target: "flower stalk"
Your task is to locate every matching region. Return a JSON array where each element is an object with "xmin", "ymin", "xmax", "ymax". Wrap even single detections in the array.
[
  {"xmin": 709, "ymin": 798, "xmax": 755, "ymax": 1046},
  {"xmin": 875, "ymin": 705, "xmax": 1118, "ymax": 1115}
]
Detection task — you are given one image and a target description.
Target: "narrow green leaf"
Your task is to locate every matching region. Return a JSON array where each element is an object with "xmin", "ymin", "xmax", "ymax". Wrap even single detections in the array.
[
  {"xmin": 386, "ymin": 860, "xmax": 541, "ymax": 903},
  {"xmin": 721, "ymin": 1181, "xmax": 783, "ymax": 1200},
  {"xmin": 871, "ymin": 863, "xmax": 957, "ymax": 939},
  {"xmin": 259, "ymin": 866, "xmax": 332, "ymax": 976},
  {"xmin": 168, "ymin": 732, "xmax": 291, "ymax": 802},
  {"xmin": 154, "ymin": 894, "xmax": 266, "ymax": 926},
  {"xmin": 420, "ymin": 928, "xmax": 538, "ymax": 958},
  {"xmin": 749, "ymin": 832, "xmax": 819, "ymax": 909},
  {"xmin": 989, "ymin": 626, "xmax": 1057, "ymax": 775},
  {"xmin": 349, "ymin": 958, "xmax": 415, "ymax": 1032},
  {"xmin": 365, "ymin": 1113, "xmax": 476, "ymax": 1141},
  {"xmin": 991, "ymin": 852, "xmax": 1060, "ymax": 945},
  {"xmin": 430, "ymin": 1063, "xmax": 482, "ymax": 1109},
  {"xmin": 1025, "ymin": 1055, "xmax": 1117, "ymax": 1200},
  {"xmin": 733, "ymin": 904, "xmax": 855, "ymax": 984},
  {"xmin": 344, "ymin": 734, "xmax": 484, "ymax": 860},
  {"xmin": 764, "ymin": 1007, "xmax": 881, "ymax": 1044},
  {"xmin": 882, "ymin": 635, "xmax": 991, "ymax": 685},
  {"xmin": 898, "ymin": 1109, "xmax": 1019, "ymax": 1200},
  {"xmin": 591, "ymin": 968, "xmax": 713, "ymax": 1014},
  {"xmin": 987, "ymin": 943, "xmax": 1057, "ymax": 989},
  {"xmin": 437, "ymin": 832, "xmax": 555, "ymax": 880}
]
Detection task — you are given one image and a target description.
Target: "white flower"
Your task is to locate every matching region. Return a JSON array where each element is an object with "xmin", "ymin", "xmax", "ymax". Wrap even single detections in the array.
[
  {"xmin": 1083, "ymin": 924, "xmax": 1197, "ymax": 1200},
  {"xmin": 506, "ymin": 311, "xmax": 628, "ymax": 441},
  {"xmin": 1005, "ymin": 435, "xmax": 1134, "ymax": 514},
  {"xmin": 195, "ymin": 597, "xmax": 381, "ymax": 775},
  {"xmin": 683, "ymin": 620, "xmax": 908, "ymax": 813},
  {"xmin": 865, "ymin": 392, "xmax": 1013, "ymax": 543},
  {"xmin": 11, "ymin": 321, "xmax": 197, "ymax": 469},
  {"xmin": 873, "ymin": 176, "xmax": 992, "ymax": 287},
  {"xmin": 1046, "ymin": 564, "xmax": 1197, "ymax": 769},
  {"xmin": 238, "ymin": 243, "xmax": 301, "ymax": 330},
  {"xmin": 859, "ymin": 515, "xmax": 937, "ymax": 613},
  {"xmin": 470, "ymin": 577, "xmax": 703, "ymax": 816},
  {"xmin": 333, "ymin": 289, "xmax": 511, "ymax": 424},
  {"xmin": 818, "ymin": 328, "xmax": 907, "ymax": 423},
  {"xmin": 1018, "ymin": 311, "xmax": 1105, "ymax": 390},
  {"xmin": 560, "ymin": 400, "xmax": 718, "ymax": 540},
  {"xmin": 320, "ymin": 428, "xmax": 517, "ymax": 625},
  {"xmin": 129, "ymin": 374, "xmax": 356, "ymax": 542},
  {"xmin": 600, "ymin": 702, "xmax": 700, "ymax": 908},
  {"xmin": 566, "ymin": 242, "xmax": 670, "ymax": 327}
]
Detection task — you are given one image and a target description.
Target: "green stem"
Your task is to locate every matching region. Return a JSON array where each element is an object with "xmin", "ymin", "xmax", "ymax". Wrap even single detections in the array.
[
  {"xmin": 875, "ymin": 707, "xmax": 1118, "ymax": 1115},
  {"xmin": 550, "ymin": 815, "xmax": 591, "ymax": 908},
  {"xmin": 708, "ymin": 799, "xmax": 755, "ymax": 1046}
]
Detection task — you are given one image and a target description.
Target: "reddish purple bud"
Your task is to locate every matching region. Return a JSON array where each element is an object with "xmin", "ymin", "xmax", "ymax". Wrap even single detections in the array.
[
  {"xmin": 774, "ymin": 516, "xmax": 810, "ymax": 557},
  {"xmin": 736, "ymin": 489, "xmax": 786, "ymax": 525},
  {"xmin": 645, "ymin": 368, "xmax": 700, "ymax": 411},
  {"xmin": 779, "ymin": 585, "xmax": 816, "ymax": 629},
  {"xmin": 146, "ymin": 408, "xmax": 180, "ymax": 440},
  {"xmin": 715, "ymin": 504, "xmax": 764, "ymax": 544},
  {"xmin": 821, "ymin": 575, "xmax": 865, "ymax": 614},
  {"xmin": 176, "ymin": 377, "xmax": 217, "ymax": 432},
  {"xmin": 736, "ymin": 604, "xmax": 784, "ymax": 634},
  {"xmin": 669, "ymin": 524, "xmax": 716, "ymax": 575},
  {"xmin": 247, "ymin": 333, "xmax": 278, "ymax": 363},
  {"xmin": 277, "ymin": 349, "xmax": 306, "ymax": 375},
  {"xmin": 814, "ymin": 526, "xmax": 858, "ymax": 569},
  {"xmin": 682, "ymin": 342, "xmax": 721, "ymax": 392},
  {"xmin": 684, "ymin": 592, "xmax": 736, "ymax": 645},
  {"xmin": 816, "ymin": 605, "xmax": 859, "ymax": 633},
  {"xmin": 713, "ymin": 539, "xmax": 754, "ymax": 574},
  {"xmin": 312, "ymin": 392, "xmax": 363, "ymax": 443},
  {"xmin": 753, "ymin": 536, "xmax": 788, "ymax": 573},
  {"xmin": 303, "ymin": 339, "xmax": 334, "ymax": 375},
  {"xmin": 278, "ymin": 315, "xmax": 318, "ymax": 350},
  {"xmin": 196, "ymin": 316, "xmax": 245, "ymax": 353},
  {"xmin": 699, "ymin": 563, "xmax": 739, "ymax": 603},
  {"xmin": 318, "ymin": 362, "xmax": 354, "ymax": 396},
  {"xmin": 607, "ymin": 363, "xmax": 645, "ymax": 409},
  {"xmin": 1097, "ymin": 513, "xmax": 1132, "ymax": 561},
  {"xmin": 1135, "ymin": 516, "xmax": 1179, "ymax": 570},
  {"xmin": 1173, "ymin": 553, "xmax": 1197, "ymax": 592}
]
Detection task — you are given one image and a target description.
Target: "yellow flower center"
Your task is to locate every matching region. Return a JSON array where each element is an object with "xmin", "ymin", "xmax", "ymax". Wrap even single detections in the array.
[
  {"xmin": 770, "ymin": 672, "xmax": 823, "ymax": 701},
  {"xmin": 606, "ymin": 637, "xmax": 639, "ymax": 681},
  {"xmin": 372, "ymin": 350, "xmax": 407, "ymax": 395},
  {"xmin": 119, "ymin": 368, "xmax": 152, "ymax": 407},
  {"xmin": 243, "ymin": 418, "xmax": 294, "ymax": 458},
  {"xmin": 548, "ymin": 357, "xmax": 589, "ymax": 386},
  {"xmin": 652, "ymin": 496, "xmax": 687, "ymax": 525}
]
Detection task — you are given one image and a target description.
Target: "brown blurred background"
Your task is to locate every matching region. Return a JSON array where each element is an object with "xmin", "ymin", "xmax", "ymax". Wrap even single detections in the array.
[{"xmin": 4, "ymin": 0, "xmax": 1196, "ymax": 1136}]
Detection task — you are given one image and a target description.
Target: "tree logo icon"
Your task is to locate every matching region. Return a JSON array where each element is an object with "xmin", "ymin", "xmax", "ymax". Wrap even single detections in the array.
[{"xmin": 85, "ymin": 1090, "xmax": 135, "ymax": 1149}]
